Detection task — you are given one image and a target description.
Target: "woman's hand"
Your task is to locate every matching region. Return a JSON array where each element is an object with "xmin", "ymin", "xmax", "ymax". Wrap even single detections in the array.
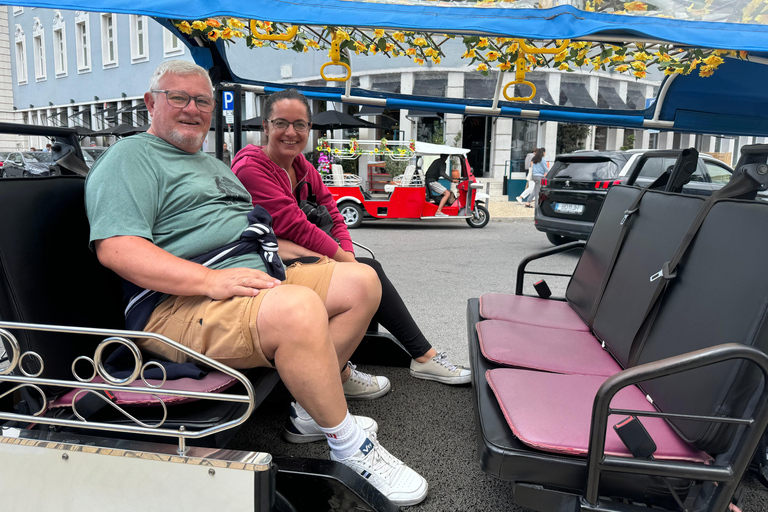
[{"xmin": 333, "ymin": 246, "xmax": 357, "ymax": 263}]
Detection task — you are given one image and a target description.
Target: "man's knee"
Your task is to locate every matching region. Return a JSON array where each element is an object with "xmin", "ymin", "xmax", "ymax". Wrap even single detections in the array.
[{"xmin": 262, "ymin": 285, "xmax": 327, "ymax": 333}]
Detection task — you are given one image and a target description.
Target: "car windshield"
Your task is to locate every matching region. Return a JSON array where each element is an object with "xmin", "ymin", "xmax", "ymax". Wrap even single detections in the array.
[
  {"xmin": 22, "ymin": 152, "xmax": 53, "ymax": 163},
  {"xmin": 549, "ymin": 158, "xmax": 620, "ymax": 180},
  {"xmin": 83, "ymin": 148, "xmax": 106, "ymax": 161}
]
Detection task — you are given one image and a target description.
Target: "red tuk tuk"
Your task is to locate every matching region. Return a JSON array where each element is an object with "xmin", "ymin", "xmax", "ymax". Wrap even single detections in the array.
[{"xmin": 320, "ymin": 140, "xmax": 490, "ymax": 228}]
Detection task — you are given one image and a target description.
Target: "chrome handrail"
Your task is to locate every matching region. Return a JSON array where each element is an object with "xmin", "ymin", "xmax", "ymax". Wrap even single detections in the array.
[{"xmin": 0, "ymin": 321, "xmax": 256, "ymax": 455}]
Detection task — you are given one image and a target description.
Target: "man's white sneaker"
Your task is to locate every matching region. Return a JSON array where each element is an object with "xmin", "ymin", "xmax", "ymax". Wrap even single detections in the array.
[
  {"xmin": 332, "ymin": 433, "xmax": 428, "ymax": 506},
  {"xmin": 410, "ymin": 352, "xmax": 471, "ymax": 385},
  {"xmin": 434, "ymin": 212, "xmax": 449, "ymax": 217},
  {"xmin": 283, "ymin": 402, "xmax": 378, "ymax": 444},
  {"xmin": 515, "ymin": 196, "xmax": 523, "ymax": 204},
  {"xmin": 343, "ymin": 362, "xmax": 391, "ymax": 400}
]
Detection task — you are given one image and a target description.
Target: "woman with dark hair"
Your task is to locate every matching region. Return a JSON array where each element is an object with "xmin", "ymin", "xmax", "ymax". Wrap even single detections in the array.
[
  {"xmin": 232, "ymin": 88, "xmax": 470, "ymax": 388},
  {"xmin": 527, "ymin": 147, "xmax": 547, "ymax": 208}
]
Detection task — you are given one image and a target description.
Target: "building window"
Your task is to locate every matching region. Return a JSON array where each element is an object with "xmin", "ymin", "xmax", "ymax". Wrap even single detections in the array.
[
  {"xmin": 101, "ymin": 13, "xmax": 118, "ymax": 68},
  {"xmin": 130, "ymin": 15, "xmax": 149, "ymax": 63},
  {"xmin": 75, "ymin": 12, "xmax": 91, "ymax": 73},
  {"xmin": 14, "ymin": 25, "xmax": 28, "ymax": 85},
  {"xmin": 163, "ymin": 28, "xmax": 184, "ymax": 57},
  {"xmin": 52, "ymin": 11, "xmax": 68, "ymax": 77},
  {"xmin": 32, "ymin": 18, "xmax": 47, "ymax": 81}
]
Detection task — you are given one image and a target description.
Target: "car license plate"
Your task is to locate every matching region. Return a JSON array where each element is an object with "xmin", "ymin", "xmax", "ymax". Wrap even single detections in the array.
[{"xmin": 554, "ymin": 202, "xmax": 585, "ymax": 215}]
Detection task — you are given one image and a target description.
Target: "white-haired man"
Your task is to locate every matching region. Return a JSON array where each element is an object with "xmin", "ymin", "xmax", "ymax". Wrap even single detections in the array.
[{"xmin": 85, "ymin": 60, "xmax": 428, "ymax": 506}]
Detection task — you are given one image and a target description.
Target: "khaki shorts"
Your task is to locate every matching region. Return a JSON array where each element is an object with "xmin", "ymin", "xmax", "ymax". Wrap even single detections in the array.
[{"xmin": 138, "ymin": 257, "xmax": 336, "ymax": 369}]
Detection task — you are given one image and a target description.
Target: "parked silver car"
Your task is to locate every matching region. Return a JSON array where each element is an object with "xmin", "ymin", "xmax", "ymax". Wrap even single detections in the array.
[{"xmin": 0, "ymin": 151, "xmax": 59, "ymax": 178}]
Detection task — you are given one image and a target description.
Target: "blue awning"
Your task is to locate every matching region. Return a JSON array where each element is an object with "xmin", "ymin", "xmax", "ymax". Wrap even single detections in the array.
[{"xmin": 10, "ymin": 1, "xmax": 768, "ymax": 52}]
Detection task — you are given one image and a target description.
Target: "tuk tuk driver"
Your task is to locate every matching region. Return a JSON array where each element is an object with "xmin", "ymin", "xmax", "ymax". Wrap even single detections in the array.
[{"xmin": 424, "ymin": 153, "xmax": 457, "ymax": 217}]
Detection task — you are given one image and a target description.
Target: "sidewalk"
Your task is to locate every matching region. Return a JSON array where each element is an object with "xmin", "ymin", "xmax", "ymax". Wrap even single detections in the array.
[{"xmin": 486, "ymin": 196, "xmax": 535, "ymax": 219}]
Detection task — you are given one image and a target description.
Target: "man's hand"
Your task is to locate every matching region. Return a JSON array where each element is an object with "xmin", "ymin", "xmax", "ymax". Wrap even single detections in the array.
[
  {"xmin": 95, "ymin": 236, "xmax": 281, "ymax": 300},
  {"xmin": 203, "ymin": 267, "xmax": 281, "ymax": 299}
]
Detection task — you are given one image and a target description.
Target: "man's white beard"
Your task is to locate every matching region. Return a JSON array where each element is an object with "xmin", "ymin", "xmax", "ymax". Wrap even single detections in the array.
[{"xmin": 167, "ymin": 129, "xmax": 206, "ymax": 152}]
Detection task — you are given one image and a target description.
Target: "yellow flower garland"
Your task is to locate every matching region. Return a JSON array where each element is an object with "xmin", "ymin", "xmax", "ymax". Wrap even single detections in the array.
[{"xmin": 174, "ymin": 18, "xmax": 747, "ymax": 83}]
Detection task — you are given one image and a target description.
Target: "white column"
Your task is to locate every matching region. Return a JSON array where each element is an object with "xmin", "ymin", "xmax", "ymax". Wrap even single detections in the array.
[
  {"xmin": 584, "ymin": 76, "xmax": 598, "ymax": 150},
  {"xmin": 445, "ymin": 72, "xmax": 464, "ymax": 147},
  {"xmin": 700, "ymin": 135, "xmax": 716, "ymax": 153},
  {"xmin": 735, "ymin": 136, "xmax": 752, "ymax": 164},
  {"xmin": 399, "ymin": 72, "xmax": 415, "ymax": 142},
  {"xmin": 720, "ymin": 138, "xmax": 736, "ymax": 166},
  {"xmin": 356, "ymin": 75, "xmax": 375, "ymax": 178},
  {"xmin": 678, "ymin": 133, "xmax": 695, "ymax": 149},
  {"xmin": 492, "ymin": 117, "xmax": 513, "ymax": 180},
  {"xmin": 657, "ymin": 131, "xmax": 674, "ymax": 149},
  {"xmin": 541, "ymin": 73, "xmax": 560, "ymax": 164}
]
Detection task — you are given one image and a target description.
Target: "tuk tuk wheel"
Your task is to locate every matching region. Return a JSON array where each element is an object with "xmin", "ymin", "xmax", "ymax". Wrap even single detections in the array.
[
  {"xmin": 340, "ymin": 202, "xmax": 363, "ymax": 229},
  {"xmin": 466, "ymin": 204, "xmax": 489, "ymax": 228}
]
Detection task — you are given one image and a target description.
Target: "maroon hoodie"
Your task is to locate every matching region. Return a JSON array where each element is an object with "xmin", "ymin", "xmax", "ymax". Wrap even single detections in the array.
[{"xmin": 231, "ymin": 145, "xmax": 354, "ymax": 258}]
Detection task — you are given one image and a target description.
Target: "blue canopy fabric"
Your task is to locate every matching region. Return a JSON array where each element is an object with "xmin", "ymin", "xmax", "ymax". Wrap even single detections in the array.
[
  {"xmin": 12, "ymin": 0, "xmax": 768, "ymax": 136},
  {"xmin": 11, "ymin": 1, "xmax": 768, "ymax": 52}
]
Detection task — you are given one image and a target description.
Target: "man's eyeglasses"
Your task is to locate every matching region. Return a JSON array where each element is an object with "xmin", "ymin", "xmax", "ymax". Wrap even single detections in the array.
[
  {"xmin": 267, "ymin": 119, "xmax": 311, "ymax": 132},
  {"xmin": 152, "ymin": 90, "xmax": 216, "ymax": 113}
]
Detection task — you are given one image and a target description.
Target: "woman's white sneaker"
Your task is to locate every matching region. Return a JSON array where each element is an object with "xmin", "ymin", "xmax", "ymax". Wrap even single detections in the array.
[
  {"xmin": 331, "ymin": 432, "xmax": 428, "ymax": 506},
  {"xmin": 283, "ymin": 402, "xmax": 378, "ymax": 444},
  {"xmin": 343, "ymin": 362, "xmax": 391, "ymax": 400},
  {"xmin": 410, "ymin": 352, "xmax": 471, "ymax": 385}
]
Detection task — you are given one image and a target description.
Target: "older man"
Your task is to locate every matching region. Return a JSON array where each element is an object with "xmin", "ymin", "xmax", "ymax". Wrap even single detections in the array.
[{"xmin": 85, "ymin": 60, "xmax": 427, "ymax": 506}]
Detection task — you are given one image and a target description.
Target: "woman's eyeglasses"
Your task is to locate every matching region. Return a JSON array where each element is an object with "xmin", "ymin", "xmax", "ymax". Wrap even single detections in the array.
[
  {"xmin": 151, "ymin": 90, "xmax": 216, "ymax": 113},
  {"xmin": 267, "ymin": 119, "xmax": 311, "ymax": 132}
]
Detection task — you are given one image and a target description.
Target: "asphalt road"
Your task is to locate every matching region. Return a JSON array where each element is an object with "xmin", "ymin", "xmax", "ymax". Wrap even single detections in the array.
[{"xmin": 347, "ymin": 215, "xmax": 580, "ymax": 367}]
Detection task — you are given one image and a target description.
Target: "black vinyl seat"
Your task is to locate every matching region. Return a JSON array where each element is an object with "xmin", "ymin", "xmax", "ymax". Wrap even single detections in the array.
[
  {"xmin": 467, "ymin": 146, "xmax": 768, "ymax": 510},
  {"xmin": 0, "ymin": 176, "xmax": 279, "ymax": 446}
]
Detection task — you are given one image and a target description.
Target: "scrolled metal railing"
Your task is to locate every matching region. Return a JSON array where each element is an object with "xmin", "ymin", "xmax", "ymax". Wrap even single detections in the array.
[{"xmin": 0, "ymin": 322, "xmax": 256, "ymax": 455}]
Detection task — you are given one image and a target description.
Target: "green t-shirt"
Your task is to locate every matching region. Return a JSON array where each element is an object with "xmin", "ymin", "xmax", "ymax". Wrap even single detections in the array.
[{"xmin": 85, "ymin": 133, "xmax": 266, "ymax": 273}]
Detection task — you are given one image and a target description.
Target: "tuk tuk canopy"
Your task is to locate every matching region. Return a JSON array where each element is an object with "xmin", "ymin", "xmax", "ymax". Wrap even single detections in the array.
[{"xmin": 12, "ymin": 0, "xmax": 768, "ymax": 136}]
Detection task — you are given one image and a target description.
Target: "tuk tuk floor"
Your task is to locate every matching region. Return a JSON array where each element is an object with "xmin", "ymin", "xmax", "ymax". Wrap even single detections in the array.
[{"xmin": 226, "ymin": 365, "xmax": 768, "ymax": 511}]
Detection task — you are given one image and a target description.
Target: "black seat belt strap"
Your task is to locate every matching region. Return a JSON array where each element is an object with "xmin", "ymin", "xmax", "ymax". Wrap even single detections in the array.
[
  {"xmin": 626, "ymin": 172, "xmax": 760, "ymax": 367},
  {"xmin": 586, "ymin": 172, "xmax": 668, "ymax": 326}
]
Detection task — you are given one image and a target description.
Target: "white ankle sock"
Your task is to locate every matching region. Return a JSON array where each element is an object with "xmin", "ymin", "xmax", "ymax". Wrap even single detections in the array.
[{"xmin": 320, "ymin": 411, "xmax": 367, "ymax": 460}]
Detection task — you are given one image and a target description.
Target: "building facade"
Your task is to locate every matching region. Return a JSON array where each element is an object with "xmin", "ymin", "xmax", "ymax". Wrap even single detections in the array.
[{"xmin": 5, "ymin": 7, "xmax": 193, "ymax": 150}]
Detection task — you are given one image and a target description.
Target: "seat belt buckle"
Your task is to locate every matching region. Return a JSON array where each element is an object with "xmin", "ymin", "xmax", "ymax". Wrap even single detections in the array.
[
  {"xmin": 650, "ymin": 261, "xmax": 677, "ymax": 282},
  {"xmin": 620, "ymin": 208, "xmax": 638, "ymax": 226},
  {"xmin": 614, "ymin": 415, "xmax": 657, "ymax": 459},
  {"xmin": 533, "ymin": 280, "xmax": 552, "ymax": 299}
]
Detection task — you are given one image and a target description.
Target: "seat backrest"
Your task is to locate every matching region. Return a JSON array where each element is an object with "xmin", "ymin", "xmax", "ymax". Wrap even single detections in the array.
[
  {"xmin": 331, "ymin": 164, "xmax": 344, "ymax": 186},
  {"xmin": 401, "ymin": 165, "xmax": 416, "ymax": 185},
  {"xmin": 635, "ymin": 198, "xmax": 768, "ymax": 453},
  {"xmin": 591, "ymin": 190, "xmax": 706, "ymax": 367},
  {"xmin": 566, "ymin": 186, "xmax": 641, "ymax": 326},
  {"xmin": 0, "ymin": 177, "xmax": 125, "ymax": 380},
  {"xmin": 581, "ymin": 187, "xmax": 768, "ymax": 453}
]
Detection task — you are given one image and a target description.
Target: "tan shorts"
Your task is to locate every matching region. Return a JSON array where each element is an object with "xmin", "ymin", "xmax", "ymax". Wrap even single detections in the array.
[{"xmin": 138, "ymin": 257, "xmax": 336, "ymax": 369}]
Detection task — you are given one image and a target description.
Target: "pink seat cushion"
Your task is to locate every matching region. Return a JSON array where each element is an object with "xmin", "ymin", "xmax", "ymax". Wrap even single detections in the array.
[
  {"xmin": 477, "ymin": 320, "xmax": 622, "ymax": 377},
  {"xmin": 479, "ymin": 293, "xmax": 590, "ymax": 332},
  {"xmin": 49, "ymin": 370, "xmax": 237, "ymax": 408},
  {"xmin": 486, "ymin": 369, "xmax": 711, "ymax": 464}
]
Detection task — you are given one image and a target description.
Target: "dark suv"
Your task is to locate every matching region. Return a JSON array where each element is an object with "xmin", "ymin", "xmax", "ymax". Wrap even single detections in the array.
[{"xmin": 535, "ymin": 149, "xmax": 734, "ymax": 245}]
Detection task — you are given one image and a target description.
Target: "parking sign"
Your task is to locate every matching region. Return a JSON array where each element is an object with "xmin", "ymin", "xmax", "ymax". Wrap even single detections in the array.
[{"xmin": 222, "ymin": 91, "xmax": 234, "ymax": 111}]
